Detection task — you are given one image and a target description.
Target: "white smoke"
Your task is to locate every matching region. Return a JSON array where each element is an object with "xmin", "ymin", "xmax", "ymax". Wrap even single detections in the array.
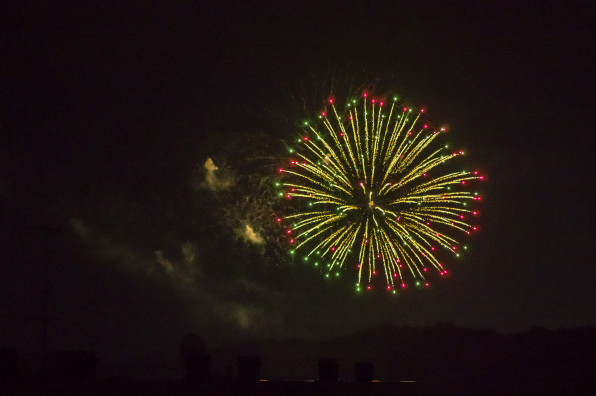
[
  {"xmin": 202, "ymin": 157, "xmax": 233, "ymax": 191},
  {"xmin": 239, "ymin": 224, "xmax": 264, "ymax": 245}
]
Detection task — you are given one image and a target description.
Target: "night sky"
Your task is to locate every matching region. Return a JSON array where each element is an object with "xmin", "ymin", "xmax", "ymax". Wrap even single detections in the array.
[{"xmin": 2, "ymin": 1, "xmax": 594, "ymax": 362}]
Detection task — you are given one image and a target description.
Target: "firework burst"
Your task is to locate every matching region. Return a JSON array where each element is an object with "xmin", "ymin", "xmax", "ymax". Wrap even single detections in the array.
[{"xmin": 276, "ymin": 93, "xmax": 484, "ymax": 292}]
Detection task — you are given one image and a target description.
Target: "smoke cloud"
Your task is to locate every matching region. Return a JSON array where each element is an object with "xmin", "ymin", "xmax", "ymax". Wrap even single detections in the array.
[
  {"xmin": 202, "ymin": 158, "xmax": 233, "ymax": 191},
  {"xmin": 239, "ymin": 224, "xmax": 264, "ymax": 245},
  {"xmin": 69, "ymin": 218, "xmax": 285, "ymax": 335}
]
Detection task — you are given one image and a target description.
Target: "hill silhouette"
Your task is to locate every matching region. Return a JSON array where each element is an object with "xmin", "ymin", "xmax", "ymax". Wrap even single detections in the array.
[
  {"xmin": 3, "ymin": 324, "xmax": 595, "ymax": 395},
  {"xmin": 210, "ymin": 324, "xmax": 596, "ymax": 395}
]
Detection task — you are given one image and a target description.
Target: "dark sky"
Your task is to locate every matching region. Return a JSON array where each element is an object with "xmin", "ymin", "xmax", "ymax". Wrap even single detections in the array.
[{"xmin": 2, "ymin": 1, "xmax": 594, "ymax": 360}]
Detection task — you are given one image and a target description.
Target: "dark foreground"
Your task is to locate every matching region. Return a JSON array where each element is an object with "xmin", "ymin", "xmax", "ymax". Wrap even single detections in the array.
[
  {"xmin": 2, "ymin": 325, "xmax": 595, "ymax": 395},
  {"xmin": 9, "ymin": 379, "xmax": 418, "ymax": 396}
]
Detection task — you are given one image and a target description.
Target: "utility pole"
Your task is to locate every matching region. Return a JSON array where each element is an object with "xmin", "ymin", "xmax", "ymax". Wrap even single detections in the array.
[{"xmin": 37, "ymin": 224, "xmax": 59, "ymax": 395}]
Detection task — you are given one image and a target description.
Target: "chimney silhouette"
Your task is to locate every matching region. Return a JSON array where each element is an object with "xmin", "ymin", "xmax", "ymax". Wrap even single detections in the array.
[
  {"xmin": 237, "ymin": 356, "xmax": 261, "ymax": 381},
  {"xmin": 49, "ymin": 351, "xmax": 97, "ymax": 383},
  {"xmin": 318, "ymin": 358, "xmax": 338, "ymax": 382},
  {"xmin": 0, "ymin": 349, "xmax": 19, "ymax": 392},
  {"xmin": 179, "ymin": 333, "xmax": 210, "ymax": 381},
  {"xmin": 354, "ymin": 361, "xmax": 374, "ymax": 383}
]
